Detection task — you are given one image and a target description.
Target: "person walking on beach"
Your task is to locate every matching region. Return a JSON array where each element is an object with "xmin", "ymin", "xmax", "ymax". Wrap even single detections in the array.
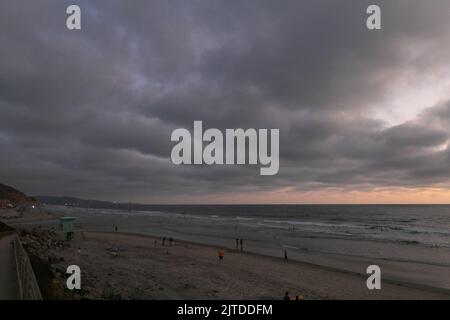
[
  {"xmin": 235, "ymin": 238, "xmax": 239, "ymax": 250},
  {"xmin": 284, "ymin": 250, "xmax": 288, "ymax": 261},
  {"xmin": 218, "ymin": 249, "xmax": 224, "ymax": 261},
  {"xmin": 169, "ymin": 237, "xmax": 173, "ymax": 246},
  {"xmin": 114, "ymin": 226, "xmax": 118, "ymax": 232},
  {"xmin": 283, "ymin": 291, "xmax": 290, "ymax": 300},
  {"xmin": 240, "ymin": 238, "xmax": 243, "ymax": 251},
  {"xmin": 162, "ymin": 237, "xmax": 166, "ymax": 246}
]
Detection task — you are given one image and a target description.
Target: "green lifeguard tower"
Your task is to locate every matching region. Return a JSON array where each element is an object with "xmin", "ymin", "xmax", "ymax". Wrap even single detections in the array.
[{"xmin": 60, "ymin": 217, "xmax": 79, "ymax": 240}]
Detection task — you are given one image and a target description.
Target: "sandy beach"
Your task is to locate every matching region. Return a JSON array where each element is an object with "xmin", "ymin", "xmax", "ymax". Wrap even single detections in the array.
[{"xmin": 19, "ymin": 230, "xmax": 450, "ymax": 300}]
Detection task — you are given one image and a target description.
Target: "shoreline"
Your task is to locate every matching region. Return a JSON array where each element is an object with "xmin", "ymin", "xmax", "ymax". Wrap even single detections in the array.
[
  {"xmin": 18, "ymin": 228, "xmax": 450, "ymax": 300},
  {"xmin": 95, "ymin": 231, "xmax": 450, "ymax": 297}
]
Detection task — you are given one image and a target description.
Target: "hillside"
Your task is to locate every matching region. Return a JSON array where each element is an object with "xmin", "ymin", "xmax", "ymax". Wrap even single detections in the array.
[
  {"xmin": 0, "ymin": 183, "xmax": 37, "ymax": 208},
  {"xmin": 36, "ymin": 196, "xmax": 115, "ymax": 208}
]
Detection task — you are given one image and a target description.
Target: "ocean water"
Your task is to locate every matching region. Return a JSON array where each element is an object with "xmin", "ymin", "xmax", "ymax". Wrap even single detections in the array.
[{"xmin": 26, "ymin": 205, "xmax": 450, "ymax": 292}]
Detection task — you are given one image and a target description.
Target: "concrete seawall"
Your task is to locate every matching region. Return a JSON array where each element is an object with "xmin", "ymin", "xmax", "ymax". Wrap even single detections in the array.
[{"xmin": 0, "ymin": 233, "xmax": 20, "ymax": 299}]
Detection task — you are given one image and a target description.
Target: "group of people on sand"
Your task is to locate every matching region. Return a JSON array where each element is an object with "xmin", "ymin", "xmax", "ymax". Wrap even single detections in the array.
[
  {"xmin": 161, "ymin": 236, "xmax": 174, "ymax": 246},
  {"xmin": 283, "ymin": 291, "xmax": 304, "ymax": 301}
]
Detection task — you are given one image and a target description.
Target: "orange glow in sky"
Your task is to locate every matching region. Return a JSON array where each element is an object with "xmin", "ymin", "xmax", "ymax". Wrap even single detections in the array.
[{"xmin": 180, "ymin": 187, "xmax": 450, "ymax": 204}]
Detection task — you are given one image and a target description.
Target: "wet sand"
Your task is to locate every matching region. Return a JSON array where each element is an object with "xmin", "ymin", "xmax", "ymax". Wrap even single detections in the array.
[{"xmin": 23, "ymin": 231, "xmax": 450, "ymax": 300}]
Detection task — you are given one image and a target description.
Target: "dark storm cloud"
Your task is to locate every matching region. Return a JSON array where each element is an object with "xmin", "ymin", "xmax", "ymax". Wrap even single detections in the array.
[{"xmin": 1, "ymin": 0, "xmax": 450, "ymax": 202}]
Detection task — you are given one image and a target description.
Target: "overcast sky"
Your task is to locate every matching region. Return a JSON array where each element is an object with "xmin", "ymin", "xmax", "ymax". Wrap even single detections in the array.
[{"xmin": 1, "ymin": 0, "xmax": 450, "ymax": 204}]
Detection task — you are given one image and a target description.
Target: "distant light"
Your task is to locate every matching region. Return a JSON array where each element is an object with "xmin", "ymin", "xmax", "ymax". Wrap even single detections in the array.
[{"xmin": 32, "ymin": 205, "xmax": 35, "ymax": 209}]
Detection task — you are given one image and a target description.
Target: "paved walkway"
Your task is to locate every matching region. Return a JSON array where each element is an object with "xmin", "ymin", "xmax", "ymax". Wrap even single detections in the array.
[{"xmin": 0, "ymin": 233, "xmax": 20, "ymax": 299}]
